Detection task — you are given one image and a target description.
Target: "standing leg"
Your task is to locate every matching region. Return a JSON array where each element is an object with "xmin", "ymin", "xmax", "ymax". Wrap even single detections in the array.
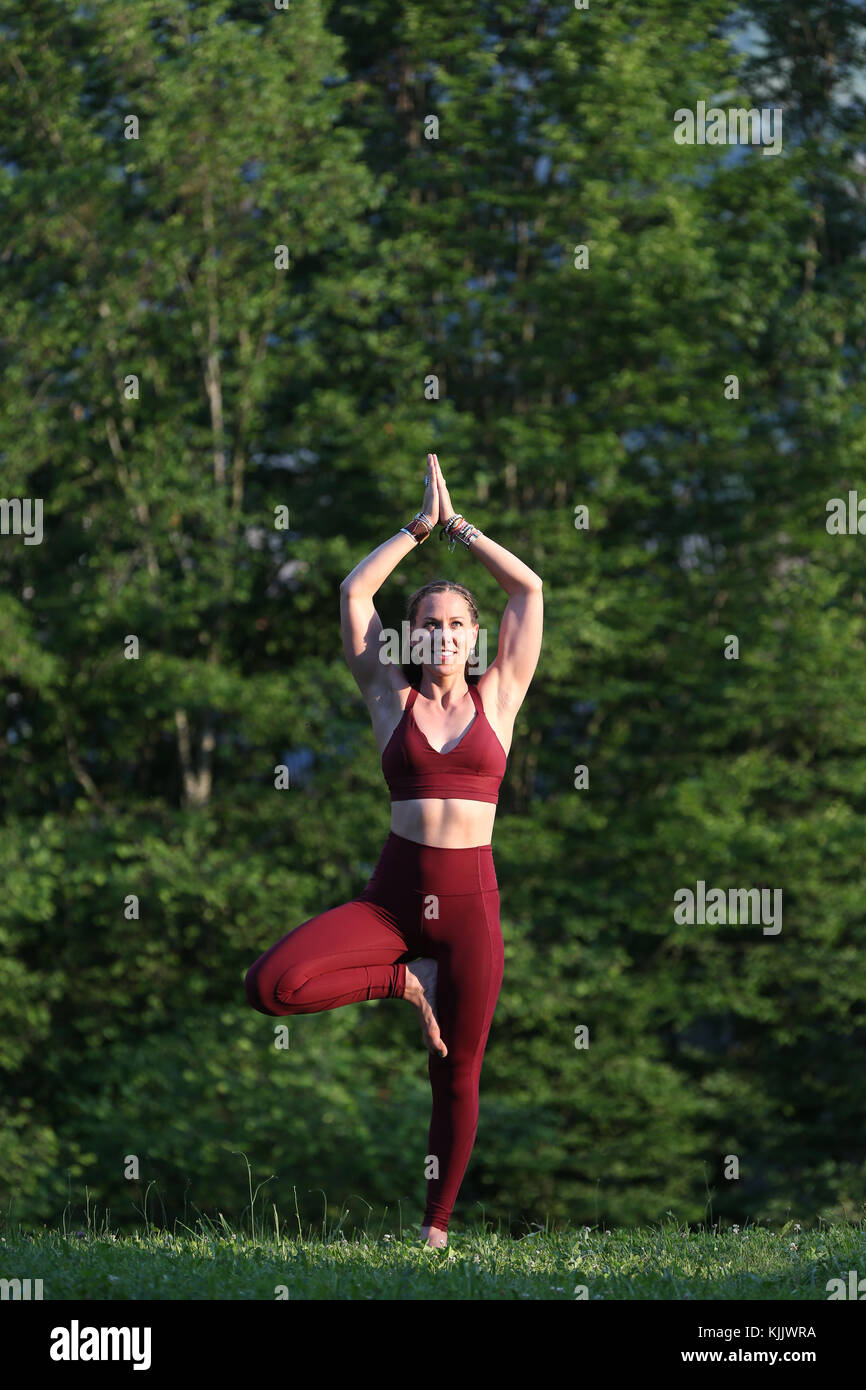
[
  {"xmin": 244, "ymin": 899, "xmax": 410, "ymax": 1016},
  {"xmin": 419, "ymin": 885, "xmax": 504, "ymax": 1238}
]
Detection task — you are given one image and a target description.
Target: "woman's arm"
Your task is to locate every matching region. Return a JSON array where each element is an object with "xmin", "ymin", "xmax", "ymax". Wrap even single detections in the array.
[
  {"xmin": 471, "ymin": 535, "xmax": 543, "ymax": 704},
  {"xmin": 436, "ymin": 457, "xmax": 543, "ymax": 706},
  {"xmin": 340, "ymin": 529, "xmax": 417, "ymax": 598},
  {"xmin": 339, "ymin": 532, "xmax": 416, "ymax": 696},
  {"xmin": 339, "ymin": 456, "xmax": 441, "ymax": 697},
  {"xmin": 465, "ymin": 532, "xmax": 543, "ymax": 596}
]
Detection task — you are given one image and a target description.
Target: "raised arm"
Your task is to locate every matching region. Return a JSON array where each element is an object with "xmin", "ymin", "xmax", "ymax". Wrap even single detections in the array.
[
  {"xmin": 435, "ymin": 456, "xmax": 543, "ymax": 711},
  {"xmin": 471, "ymin": 537, "xmax": 543, "ymax": 710},
  {"xmin": 339, "ymin": 457, "xmax": 440, "ymax": 697}
]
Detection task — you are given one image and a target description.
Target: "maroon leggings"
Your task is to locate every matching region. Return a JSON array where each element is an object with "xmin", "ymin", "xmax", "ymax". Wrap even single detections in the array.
[{"xmin": 243, "ymin": 830, "xmax": 504, "ymax": 1234}]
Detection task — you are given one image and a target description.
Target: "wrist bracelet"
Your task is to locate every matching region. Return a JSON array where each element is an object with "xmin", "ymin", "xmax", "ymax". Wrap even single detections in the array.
[
  {"xmin": 440, "ymin": 514, "xmax": 480, "ymax": 550},
  {"xmin": 401, "ymin": 511, "xmax": 433, "ymax": 544}
]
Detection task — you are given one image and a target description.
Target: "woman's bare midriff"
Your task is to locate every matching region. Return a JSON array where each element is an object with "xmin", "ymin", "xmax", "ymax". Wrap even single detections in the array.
[
  {"xmin": 374, "ymin": 676, "xmax": 512, "ymax": 848},
  {"xmin": 389, "ymin": 798, "xmax": 497, "ymax": 849}
]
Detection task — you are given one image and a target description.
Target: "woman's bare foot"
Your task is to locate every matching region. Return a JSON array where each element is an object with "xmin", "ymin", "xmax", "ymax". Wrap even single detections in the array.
[
  {"xmin": 403, "ymin": 958, "xmax": 447, "ymax": 1059},
  {"xmin": 420, "ymin": 1224, "xmax": 448, "ymax": 1248}
]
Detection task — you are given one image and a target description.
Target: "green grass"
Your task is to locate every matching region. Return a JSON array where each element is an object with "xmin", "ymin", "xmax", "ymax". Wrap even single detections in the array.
[{"xmin": 2, "ymin": 1196, "xmax": 865, "ymax": 1299}]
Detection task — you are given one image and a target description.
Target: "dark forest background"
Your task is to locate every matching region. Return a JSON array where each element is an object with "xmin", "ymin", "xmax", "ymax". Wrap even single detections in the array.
[{"xmin": 2, "ymin": 0, "xmax": 866, "ymax": 1233}]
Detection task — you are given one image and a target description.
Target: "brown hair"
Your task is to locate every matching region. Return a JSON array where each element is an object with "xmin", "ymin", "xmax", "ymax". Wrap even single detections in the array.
[{"xmin": 405, "ymin": 580, "xmax": 480, "ymax": 686}]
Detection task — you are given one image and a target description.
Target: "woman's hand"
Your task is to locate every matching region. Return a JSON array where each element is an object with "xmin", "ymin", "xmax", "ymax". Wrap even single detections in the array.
[
  {"xmin": 421, "ymin": 453, "xmax": 440, "ymax": 527},
  {"xmin": 430, "ymin": 453, "xmax": 457, "ymax": 525}
]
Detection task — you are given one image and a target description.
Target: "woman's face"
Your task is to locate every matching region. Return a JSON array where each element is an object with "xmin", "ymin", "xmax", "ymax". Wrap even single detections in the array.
[{"xmin": 411, "ymin": 595, "xmax": 477, "ymax": 675}]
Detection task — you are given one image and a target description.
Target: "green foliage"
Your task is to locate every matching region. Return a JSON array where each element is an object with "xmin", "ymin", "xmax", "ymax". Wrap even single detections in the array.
[{"xmin": 1, "ymin": 0, "xmax": 865, "ymax": 1233}]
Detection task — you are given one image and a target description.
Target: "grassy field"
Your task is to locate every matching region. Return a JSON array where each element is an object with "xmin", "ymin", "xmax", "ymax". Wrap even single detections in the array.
[{"xmin": 3, "ymin": 1199, "xmax": 865, "ymax": 1299}]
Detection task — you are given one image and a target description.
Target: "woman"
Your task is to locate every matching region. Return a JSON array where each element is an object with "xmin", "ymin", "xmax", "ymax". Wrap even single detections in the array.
[{"xmin": 244, "ymin": 454, "xmax": 543, "ymax": 1247}]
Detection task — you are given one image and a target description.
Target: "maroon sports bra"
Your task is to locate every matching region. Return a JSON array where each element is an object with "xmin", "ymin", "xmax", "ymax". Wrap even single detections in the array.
[{"xmin": 381, "ymin": 683, "xmax": 508, "ymax": 804}]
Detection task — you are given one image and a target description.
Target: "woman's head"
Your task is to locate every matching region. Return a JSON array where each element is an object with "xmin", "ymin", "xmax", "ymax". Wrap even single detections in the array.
[{"xmin": 405, "ymin": 581, "xmax": 480, "ymax": 686}]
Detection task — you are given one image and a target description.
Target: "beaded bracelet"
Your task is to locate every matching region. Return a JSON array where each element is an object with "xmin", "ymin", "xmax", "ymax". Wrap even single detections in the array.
[{"xmin": 440, "ymin": 513, "xmax": 481, "ymax": 550}]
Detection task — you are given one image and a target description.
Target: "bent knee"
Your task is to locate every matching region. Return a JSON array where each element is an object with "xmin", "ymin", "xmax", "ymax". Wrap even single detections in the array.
[
  {"xmin": 245, "ymin": 964, "xmax": 282, "ymax": 1015},
  {"xmin": 244, "ymin": 962, "xmax": 303, "ymax": 1015}
]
